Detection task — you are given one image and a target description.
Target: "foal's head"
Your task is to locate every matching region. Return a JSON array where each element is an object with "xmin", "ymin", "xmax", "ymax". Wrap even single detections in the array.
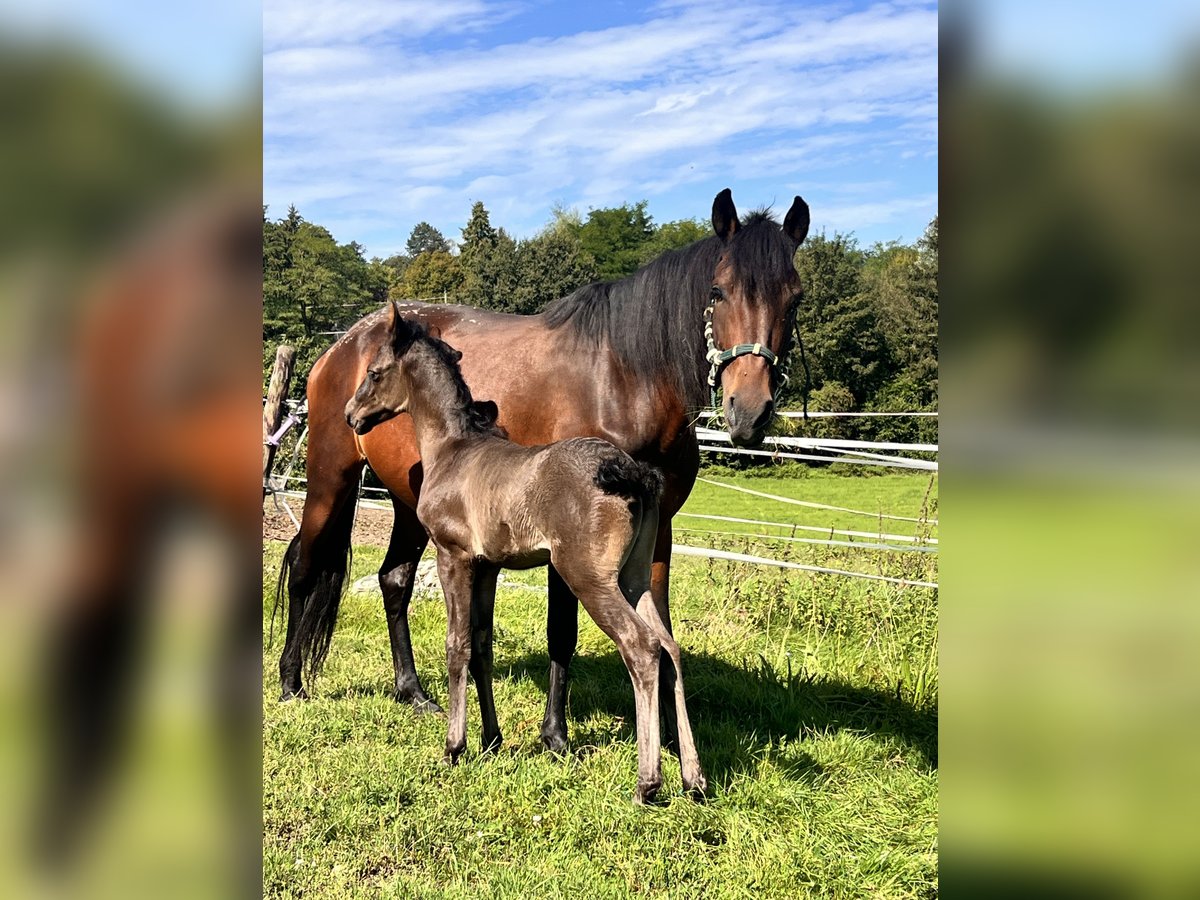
[
  {"xmin": 707, "ymin": 189, "xmax": 810, "ymax": 446},
  {"xmin": 345, "ymin": 302, "xmax": 499, "ymax": 436}
]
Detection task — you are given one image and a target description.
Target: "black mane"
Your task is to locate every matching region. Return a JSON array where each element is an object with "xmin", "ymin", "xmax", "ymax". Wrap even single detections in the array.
[{"xmin": 542, "ymin": 209, "xmax": 797, "ymax": 410}]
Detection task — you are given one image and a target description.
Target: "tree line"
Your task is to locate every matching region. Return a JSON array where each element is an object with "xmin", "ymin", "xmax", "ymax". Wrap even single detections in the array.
[{"xmin": 263, "ymin": 200, "xmax": 937, "ymax": 449}]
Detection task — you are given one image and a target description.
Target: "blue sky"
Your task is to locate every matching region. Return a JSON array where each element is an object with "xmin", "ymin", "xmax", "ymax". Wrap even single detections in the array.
[{"xmin": 263, "ymin": 0, "xmax": 939, "ymax": 258}]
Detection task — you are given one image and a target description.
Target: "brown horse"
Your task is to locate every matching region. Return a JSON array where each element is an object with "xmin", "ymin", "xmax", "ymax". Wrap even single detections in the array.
[
  {"xmin": 344, "ymin": 307, "xmax": 706, "ymax": 802},
  {"xmin": 277, "ymin": 188, "xmax": 809, "ymax": 754}
]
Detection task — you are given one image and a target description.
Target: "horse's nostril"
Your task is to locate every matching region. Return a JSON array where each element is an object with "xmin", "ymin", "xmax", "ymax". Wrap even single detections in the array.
[{"xmin": 752, "ymin": 402, "xmax": 774, "ymax": 430}]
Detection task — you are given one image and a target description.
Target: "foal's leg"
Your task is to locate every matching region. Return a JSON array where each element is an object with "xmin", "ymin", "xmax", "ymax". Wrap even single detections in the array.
[
  {"xmin": 469, "ymin": 565, "xmax": 502, "ymax": 753},
  {"xmin": 436, "ymin": 551, "xmax": 474, "ymax": 764},
  {"xmin": 636, "ymin": 592, "xmax": 707, "ymax": 798},
  {"xmin": 560, "ymin": 562, "xmax": 664, "ymax": 804},
  {"xmin": 380, "ymin": 500, "xmax": 438, "ymax": 710},
  {"xmin": 540, "ymin": 565, "xmax": 577, "ymax": 753}
]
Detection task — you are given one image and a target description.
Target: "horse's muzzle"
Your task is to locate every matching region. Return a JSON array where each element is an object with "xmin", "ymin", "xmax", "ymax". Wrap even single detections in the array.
[{"xmin": 726, "ymin": 396, "xmax": 774, "ymax": 447}]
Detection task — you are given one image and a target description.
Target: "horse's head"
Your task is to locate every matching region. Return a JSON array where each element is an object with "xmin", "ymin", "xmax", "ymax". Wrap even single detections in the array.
[
  {"xmin": 707, "ymin": 188, "xmax": 810, "ymax": 447},
  {"xmin": 345, "ymin": 301, "xmax": 433, "ymax": 434}
]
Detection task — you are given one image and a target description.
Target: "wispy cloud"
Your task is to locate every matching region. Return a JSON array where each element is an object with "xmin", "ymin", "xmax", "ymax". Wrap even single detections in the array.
[{"xmin": 264, "ymin": 0, "xmax": 937, "ymax": 255}]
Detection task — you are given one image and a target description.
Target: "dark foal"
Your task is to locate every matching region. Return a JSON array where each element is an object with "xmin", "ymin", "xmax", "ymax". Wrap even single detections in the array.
[{"xmin": 345, "ymin": 304, "xmax": 706, "ymax": 803}]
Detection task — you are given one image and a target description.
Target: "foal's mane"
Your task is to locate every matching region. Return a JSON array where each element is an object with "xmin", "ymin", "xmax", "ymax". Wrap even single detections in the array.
[
  {"xmin": 542, "ymin": 209, "xmax": 796, "ymax": 410},
  {"xmin": 403, "ymin": 321, "xmax": 505, "ymax": 436}
]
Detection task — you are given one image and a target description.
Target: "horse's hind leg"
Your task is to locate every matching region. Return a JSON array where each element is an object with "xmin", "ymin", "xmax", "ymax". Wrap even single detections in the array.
[
  {"xmin": 621, "ymin": 505, "xmax": 680, "ymax": 754},
  {"xmin": 277, "ymin": 459, "xmax": 360, "ymax": 700},
  {"xmin": 379, "ymin": 500, "xmax": 438, "ymax": 711},
  {"xmin": 540, "ymin": 565, "xmax": 578, "ymax": 753},
  {"xmin": 636, "ymin": 592, "xmax": 707, "ymax": 798},
  {"xmin": 557, "ymin": 557, "xmax": 663, "ymax": 804}
]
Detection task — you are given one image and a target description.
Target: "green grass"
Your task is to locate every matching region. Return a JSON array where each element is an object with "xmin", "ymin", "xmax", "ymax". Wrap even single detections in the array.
[{"xmin": 263, "ymin": 473, "xmax": 938, "ymax": 898}]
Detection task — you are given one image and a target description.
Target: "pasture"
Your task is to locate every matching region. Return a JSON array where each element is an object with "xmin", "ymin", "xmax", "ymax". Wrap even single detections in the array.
[{"xmin": 262, "ymin": 471, "xmax": 938, "ymax": 898}]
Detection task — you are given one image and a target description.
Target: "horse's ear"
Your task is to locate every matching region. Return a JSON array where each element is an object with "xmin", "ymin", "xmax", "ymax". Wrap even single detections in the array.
[
  {"xmin": 389, "ymin": 300, "xmax": 416, "ymax": 347},
  {"xmin": 473, "ymin": 399, "xmax": 498, "ymax": 423},
  {"xmin": 712, "ymin": 188, "xmax": 740, "ymax": 243},
  {"xmin": 783, "ymin": 196, "xmax": 810, "ymax": 246}
]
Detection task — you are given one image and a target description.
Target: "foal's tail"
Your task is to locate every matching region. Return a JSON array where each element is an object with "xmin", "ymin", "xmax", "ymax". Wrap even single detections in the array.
[{"xmin": 595, "ymin": 456, "xmax": 665, "ymax": 505}]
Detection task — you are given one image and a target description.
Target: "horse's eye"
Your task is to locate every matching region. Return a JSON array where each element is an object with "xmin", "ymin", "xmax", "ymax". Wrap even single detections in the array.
[
  {"xmin": 368, "ymin": 370, "xmax": 381, "ymax": 383},
  {"xmin": 710, "ymin": 285, "xmax": 724, "ymax": 301}
]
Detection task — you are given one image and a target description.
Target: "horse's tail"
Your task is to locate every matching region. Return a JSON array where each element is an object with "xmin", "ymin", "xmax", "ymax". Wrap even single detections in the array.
[
  {"xmin": 268, "ymin": 533, "xmax": 299, "ymax": 648},
  {"xmin": 275, "ymin": 490, "xmax": 359, "ymax": 683},
  {"xmin": 595, "ymin": 456, "xmax": 665, "ymax": 505}
]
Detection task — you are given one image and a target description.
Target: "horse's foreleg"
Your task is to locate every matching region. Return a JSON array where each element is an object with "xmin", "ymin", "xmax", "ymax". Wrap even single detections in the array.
[
  {"xmin": 380, "ymin": 501, "xmax": 437, "ymax": 711},
  {"xmin": 436, "ymin": 551, "xmax": 473, "ymax": 764},
  {"xmin": 469, "ymin": 565, "xmax": 502, "ymax": 754},
  {"xmin": 540, "ymin": 564, "xmax": 578, "ymax": 753},
  {"xmin": 651, "ymin": 518, "xmax": 680, "ymax": 753}
]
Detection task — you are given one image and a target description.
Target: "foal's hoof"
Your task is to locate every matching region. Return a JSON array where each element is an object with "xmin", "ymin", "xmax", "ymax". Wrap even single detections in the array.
[
  {"xmin": 633, "ymin": 779, "xmax": 663, "ymax": 806},
  {"xmin": 279, "ymin": 687, "xmax": 308, "ymax": 702},
  {"xmin": 684, "ymin": 773, "xmax": 709, "ymax": 802},
  {"xmin": 443, "ymin": 744, "xmax": 466, "ymax": 766}
]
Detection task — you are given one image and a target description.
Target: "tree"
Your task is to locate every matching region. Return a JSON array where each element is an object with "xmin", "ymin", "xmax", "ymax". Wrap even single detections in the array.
[
  {"xmin": 459, "ymin": 201, "xmax": 497, "ymax": 258},
  {"xmin": 510, "ymin": 227, "xmax": 598, "ymax": 314},
  {"xmin": 405, "ymin": 221, "xmax": 451, "ymax": 257},
  {"xmin": 637, "ymin": 217, "xmax": 710, "ymax": 265},
  {"xmin": 263, "ymin": 206, "xmax": 389, "ymax": 385},
  {"xmin": 577, "ymin": 201, "xmax": 655, "ymax": 280},
  {"xmin": 789, "ymin": 233, "xmax": 892, "ymax": 408},
  {"xmin": 458, "ymin": 202, "xmax": 519, "ymax": 308},
  {"xmin": 395, "ymin": 250, "xmax": 463, "ymax": 300}
]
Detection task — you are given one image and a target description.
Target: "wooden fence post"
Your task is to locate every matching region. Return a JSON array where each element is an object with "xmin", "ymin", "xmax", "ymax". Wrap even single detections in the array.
[{"xmin": 263, "ymin": 344, "xmax": 296, "ymax": 495}]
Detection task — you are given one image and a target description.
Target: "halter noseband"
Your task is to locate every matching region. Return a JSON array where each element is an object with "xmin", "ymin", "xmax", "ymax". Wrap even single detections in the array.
[{"xmin": 704, "ymin": 288, "xmax": 789, "ymax": 409}]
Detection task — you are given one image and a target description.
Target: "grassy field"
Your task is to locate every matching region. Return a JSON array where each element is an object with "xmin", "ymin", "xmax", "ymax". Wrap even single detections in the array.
[{"xmin": 263, "ymin": 471, "xmax": 938, "ymax": 898}]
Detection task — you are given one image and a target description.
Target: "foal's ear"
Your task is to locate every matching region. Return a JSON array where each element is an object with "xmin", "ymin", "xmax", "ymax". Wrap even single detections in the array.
[
  {"xmin": 472, "ymin": 399, "xmax": 498, "ymax": 423},
  {"xmin": 783, "ymin": 195, "xmax": 810, "ymax": 246},
  {"xmin": 712, "ymin": 188, "xmax": 740, "ymax": 243},
  {"xmin": 389, "ymin": 300, "xmax": 417, "ymax": 347}
]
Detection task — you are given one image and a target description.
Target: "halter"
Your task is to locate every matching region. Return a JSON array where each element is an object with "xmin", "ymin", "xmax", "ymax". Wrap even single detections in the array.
[{"xmin": 704, "ymin": 287, "xmax": 803, "ymax": 411}]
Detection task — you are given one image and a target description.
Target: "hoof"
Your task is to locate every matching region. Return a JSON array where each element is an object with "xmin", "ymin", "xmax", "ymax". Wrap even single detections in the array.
[
  {"xmin": 540, "ymin": 725, "xmax": 569, "ymax": 755},
  {"xmin": 481, "ymin": 734, "xmax": 504, "ymax": 755},
  {"xmin": 412, "ymin": 696, "xmax": 444, "ymax": 715},
  {"xmin": 443, "ymin": 745, "xmax": 465, "ymax": 766},
  {"xmin": 279, "ymin": 687, "xmax": 308, "ymax": 702},
  {"xmin": 395, "ymin": 688, "xmax": 443, "ymax": 714},
  {"xmin": 684, "ymin": 773, "xmax": 709, "ymax": 801},
  {"xmin": 633, "ymin": 779, "xmax": 663, "ymax": 805}
]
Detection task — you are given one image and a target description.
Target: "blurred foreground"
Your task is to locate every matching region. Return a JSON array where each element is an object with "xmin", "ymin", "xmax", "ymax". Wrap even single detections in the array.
[
  {"xmin": 944, "ymin": 2, "xmax": 1200, "ymax": 896},
  {"xmin": 0, "ymin": 6, "xmax": 260, "ymax": 899}
]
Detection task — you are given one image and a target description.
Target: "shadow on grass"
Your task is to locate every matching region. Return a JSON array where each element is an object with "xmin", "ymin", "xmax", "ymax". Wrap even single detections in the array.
[{"xmin": 501, "ymin": 648, "xmax": 937, "ymax": 788}]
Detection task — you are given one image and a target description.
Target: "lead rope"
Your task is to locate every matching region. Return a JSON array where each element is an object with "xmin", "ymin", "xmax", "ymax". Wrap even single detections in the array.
[{"xmin": 794, "ymin": 318, "xmax": 811, "ymax": 421}]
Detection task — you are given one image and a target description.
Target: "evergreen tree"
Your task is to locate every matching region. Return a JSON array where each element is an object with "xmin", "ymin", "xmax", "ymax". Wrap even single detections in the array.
[{"xmin": 405, "ymin": 221, "xmax": 451, "ymax": 257}]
